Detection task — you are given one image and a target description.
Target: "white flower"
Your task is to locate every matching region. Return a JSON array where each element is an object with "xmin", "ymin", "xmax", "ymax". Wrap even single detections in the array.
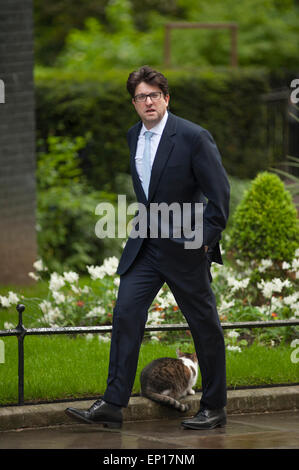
[
  {"xmin": 70, "ymin": 284, "xmax": 80, "ymax": 294},
  {"xmin": 227, "ymin": 275, "xmax": 237, "ymax": 286},
  {"xmin": 291, "ymin": 258, "xmax": 299, "ymax": 271},
  {"xmin": 227, "ymin": 330, "xmax": 240, "ymax": 338},
  {"xmin": 7, "ymin": 291, "xmax": 19, "ymax": 305},
  {"xmin": 272, "ymin": 278, "xmax": 291, "ymax": 292},
  {"xmin": 259, "ymin": 305, "xmax": 271, "ymax": 317},
  {"xmin": 227, "ymin": 345, "xmax": 242, "ymax": 352},
  {"xmin": 85, "ymin": 311, "xmax": 95, "ymax": 318},
  {"xmin": 52, "ymin": 291, "xmax": 66, "ymax": 304},
  {"xmin": 219, "ymin": 299, "xmax": 235, "ymax": 313},
  {"xmin": 258, "ymin": 259, "xmax": 272, "ymax": 273},
  {"xmin": 86, "ymin": 306, "xmax": 106, "ymax": 318},
  {"xmin": 98, "ymin": 334, "xmax": 111, "ymax": 343},
  {"xmin": 150, "ymin": 335, "xmax": 160, "ymax": 342},
  {"xmin": 82, "ymin": 286, "xmax": 90, "ymax": 293},
  {"xmin": 229, "ymin": 277, "xmax": 250, "ymax": 292},
  {"xmin": 33, "ymin": 259, "xmax": 48, "ymax": 272},
  {"xmin": 49, "ymin": 273, "xmax": 65, "ymax": 292},
  {"xmin": 235, "ymin": 259, "xmax": 245, "ymax": 266},
  {"xmin": 87, "ymin": 265, "xmax": 105, "ymax": 280},
  {"xmin": 85, "ymin": 334, "xmax": 94, "ymax": 341},
  {"xmin": 271, "ymin": 296, "xmax": 284, "ymax": 310},
  {"xmin": 102, "ymin": 256, "xmax": 119, "ymax": 276},
  {"xmin": 43, "ymin": 307, "xmax": 63, "ymax": 325},
  {"xmin": 4, "ymin": 322, "xmax": 14, "ymax": 329},
  {"xmin": 153, "ymin": 289, "xmax": 177, "ymax": 310},
  {"xmin": 155, "ymin": 288, "xmax": 165, "ymax": 302},
  {"xmin": 87, "ymin": 258, "xmax": 119, "ymax": 280},
  {"xmin": 283, "ymin": 293, "xmax": 299, "ymax": 306},
  {"xmin": 63, "ymin": 271, "xmax": 79, "ymax": 283},
  {"xmin": 282, "ymin": 261, "xmax": 291, "ymax": 270},
  {"xmin": 156, "ymin": 297, "xmax": 169, "ymax": 309},
  {"xmin": 113, "ymin": 277, "xmax": 120, "ymax": 287},
  {"xmin": 295, "ymin": 248, "xmax": 299, "ymax": 258},
  {"xmin": 258, "ymin": 278, "xmax": 291, "ymax": 298},
  {"xmin": 39, "ymin": 300, "xmax": 52, "ymax": 314},
  {"xmin": 148, "ymin": 310, "xmax": 163, "ymax": 324},
  {"xmin": 165, "ymin": 291, "xmax": 176, "ymax": 306},
  {"xmin": 0, "ymin": 296, "xmax": 10, "ymax": 307},
  {"xmin": 28, "ymin": 272, "xmax": 40, "ymax": 281},
  {"xmin": 256, "ymin": 305, "xmax": 269, "ymax": 315},
  {"xmin": 258, "ymin": 281, "xmax": 272, "ymax": 298}
]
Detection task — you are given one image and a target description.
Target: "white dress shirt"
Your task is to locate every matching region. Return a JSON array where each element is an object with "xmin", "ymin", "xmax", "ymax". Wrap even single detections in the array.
[{"xmin": 135, "ymin": 111, "xmax": 169, "ymax": 184}]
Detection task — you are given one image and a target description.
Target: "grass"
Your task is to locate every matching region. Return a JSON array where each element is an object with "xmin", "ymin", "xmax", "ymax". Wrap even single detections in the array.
[{"xmin": 0, "ymin": 334, "xmax": 298, "ymax": 406}]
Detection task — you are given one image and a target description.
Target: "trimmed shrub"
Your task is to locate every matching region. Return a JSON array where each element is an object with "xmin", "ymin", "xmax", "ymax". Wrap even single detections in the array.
[{"xmin": 227, "ymin": 172, "xmax": 299, "ymax": 262}]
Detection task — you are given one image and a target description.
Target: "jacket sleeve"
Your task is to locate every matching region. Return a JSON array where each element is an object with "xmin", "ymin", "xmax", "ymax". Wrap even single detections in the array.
[{"xmin": 191, "ymin": 129, "xmax": 230, "ymax": 247}]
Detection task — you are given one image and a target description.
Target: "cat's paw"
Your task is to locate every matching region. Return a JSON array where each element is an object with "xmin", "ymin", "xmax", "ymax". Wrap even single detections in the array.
[{"xmin": 188, "ymin": 389, "xmax": 195, "ymax": 395}]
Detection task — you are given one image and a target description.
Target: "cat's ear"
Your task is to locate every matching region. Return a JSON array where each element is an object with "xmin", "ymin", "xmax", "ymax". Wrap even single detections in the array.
[{"xmin": 176, "ymin": 348, "xmax": 182, "ymax": 357}]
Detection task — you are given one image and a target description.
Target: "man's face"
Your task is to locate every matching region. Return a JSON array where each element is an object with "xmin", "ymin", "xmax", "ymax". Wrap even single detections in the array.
[{"xmin": 132, "ymin": 81, "xmax": 170, "ymax": 129}]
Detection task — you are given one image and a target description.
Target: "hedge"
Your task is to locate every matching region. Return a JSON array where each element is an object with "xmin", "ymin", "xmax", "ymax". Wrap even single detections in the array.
[{"xmin": 35, "ymin": 67, "xmax": 271, "ymax": 191}]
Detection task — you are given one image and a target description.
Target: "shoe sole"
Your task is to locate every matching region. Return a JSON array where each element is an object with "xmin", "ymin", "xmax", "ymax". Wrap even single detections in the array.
[
  {"xmin": 65, "ymin": 408, "xmax": 122, "ymax": 429},
  {"xmin": 181, "ymin": 418, "xmax": 227, "ymax": 430}
]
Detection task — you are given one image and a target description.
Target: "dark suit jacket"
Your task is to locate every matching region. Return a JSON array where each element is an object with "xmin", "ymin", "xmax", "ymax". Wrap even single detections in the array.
[{"xmin": 117, "ymin": 111, "xmax": 230, "ymax": 276}]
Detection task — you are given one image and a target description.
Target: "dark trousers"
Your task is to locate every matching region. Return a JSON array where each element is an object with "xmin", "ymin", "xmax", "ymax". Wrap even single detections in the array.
[{"xmin": 103, "ymin": 239, "xmax": 227, "ymax": 409}]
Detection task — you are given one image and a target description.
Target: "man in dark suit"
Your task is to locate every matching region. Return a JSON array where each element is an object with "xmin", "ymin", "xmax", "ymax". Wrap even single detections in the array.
[{"xmin": 66, "ymin": 66, "xmax": 230, "ymax": 430}]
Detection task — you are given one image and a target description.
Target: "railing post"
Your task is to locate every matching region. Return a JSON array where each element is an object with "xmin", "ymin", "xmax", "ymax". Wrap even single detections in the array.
[{"xmin": 16, "ymin": 304, "xmax": 26, "ymax": 405}]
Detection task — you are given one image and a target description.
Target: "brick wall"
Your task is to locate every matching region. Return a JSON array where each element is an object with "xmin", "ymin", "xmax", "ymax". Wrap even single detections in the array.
[{"xmin": 0, "ymin": 0, "xmax": 37, "ymax": 284}]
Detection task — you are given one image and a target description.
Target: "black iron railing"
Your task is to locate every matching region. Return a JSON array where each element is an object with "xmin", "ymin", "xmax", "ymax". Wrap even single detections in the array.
[{"xmin": 0, "ymin": 304, "xmax": 298, "ymax": 406}]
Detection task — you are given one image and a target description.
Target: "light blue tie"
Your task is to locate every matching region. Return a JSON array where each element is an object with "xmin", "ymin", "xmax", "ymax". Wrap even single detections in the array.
[{"xmin": 142, "ymin": 131, "xmax": 154, "ymax": 198}]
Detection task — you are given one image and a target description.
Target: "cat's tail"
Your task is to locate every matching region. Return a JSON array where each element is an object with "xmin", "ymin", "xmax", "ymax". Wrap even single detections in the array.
[{"xmin": 143, "ymin": 391, "xmax": 190, "ymax": 412}]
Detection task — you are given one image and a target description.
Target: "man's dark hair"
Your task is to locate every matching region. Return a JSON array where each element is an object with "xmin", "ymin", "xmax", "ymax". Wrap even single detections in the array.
[{"xmin": 127, "ymin": 66, "xmax": 169, "ymax": 98}]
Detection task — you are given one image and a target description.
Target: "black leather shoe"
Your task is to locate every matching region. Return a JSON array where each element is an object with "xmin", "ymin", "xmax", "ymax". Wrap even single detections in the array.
[
  {"xmin": 65, "ymin": 399, "xmax": 122, "ymax": 429},
  {"xmin": 181, "ymin": 407, "xmax": 226, "ymax": 430}
]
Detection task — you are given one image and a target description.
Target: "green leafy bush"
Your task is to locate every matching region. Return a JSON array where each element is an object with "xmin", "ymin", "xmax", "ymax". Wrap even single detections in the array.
[
  {"xmin": 36, "ymin": 135, "xmax": 122, "ymax": 273},
  {"xmin": 227, "ymin": 172, "xmax": 299, "ymax": 262}
]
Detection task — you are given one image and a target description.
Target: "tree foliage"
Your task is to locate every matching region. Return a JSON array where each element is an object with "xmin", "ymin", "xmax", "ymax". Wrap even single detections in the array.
[{"xmin": 35, "ymin": 0, "xmax": 299, "ymax": 69}]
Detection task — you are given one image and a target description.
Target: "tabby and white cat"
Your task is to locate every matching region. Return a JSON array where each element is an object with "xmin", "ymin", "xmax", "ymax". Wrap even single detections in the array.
[{"xmin": 140, "ymin": 349, "xmax": 198, "ymax": 412}]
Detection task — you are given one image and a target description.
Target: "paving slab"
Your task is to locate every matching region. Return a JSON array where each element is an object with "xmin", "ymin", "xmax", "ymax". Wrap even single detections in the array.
[{"xmin": 0, "ymin": 411, "xmax": 298, "ymax": 449}]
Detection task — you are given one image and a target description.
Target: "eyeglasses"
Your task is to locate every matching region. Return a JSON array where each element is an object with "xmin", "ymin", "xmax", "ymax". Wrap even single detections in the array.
[{"xmin": 134, "ymin": 92, "xmax": 162, "ymax": 103}]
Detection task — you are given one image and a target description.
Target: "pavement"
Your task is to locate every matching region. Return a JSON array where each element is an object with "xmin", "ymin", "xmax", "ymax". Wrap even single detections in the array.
[
  {"xmin": 0, "ymin": 410, "xmax": 298, "ymax": 450},
  {"xmin": 0, "ymin": 386, "xmax": 298, "ymax": 450}
]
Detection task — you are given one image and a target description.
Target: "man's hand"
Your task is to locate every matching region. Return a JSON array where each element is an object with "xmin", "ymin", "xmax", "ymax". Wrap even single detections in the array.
[{"xmin": 204, "ymin": 245, "xmax": 209, "ymax": 253}]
